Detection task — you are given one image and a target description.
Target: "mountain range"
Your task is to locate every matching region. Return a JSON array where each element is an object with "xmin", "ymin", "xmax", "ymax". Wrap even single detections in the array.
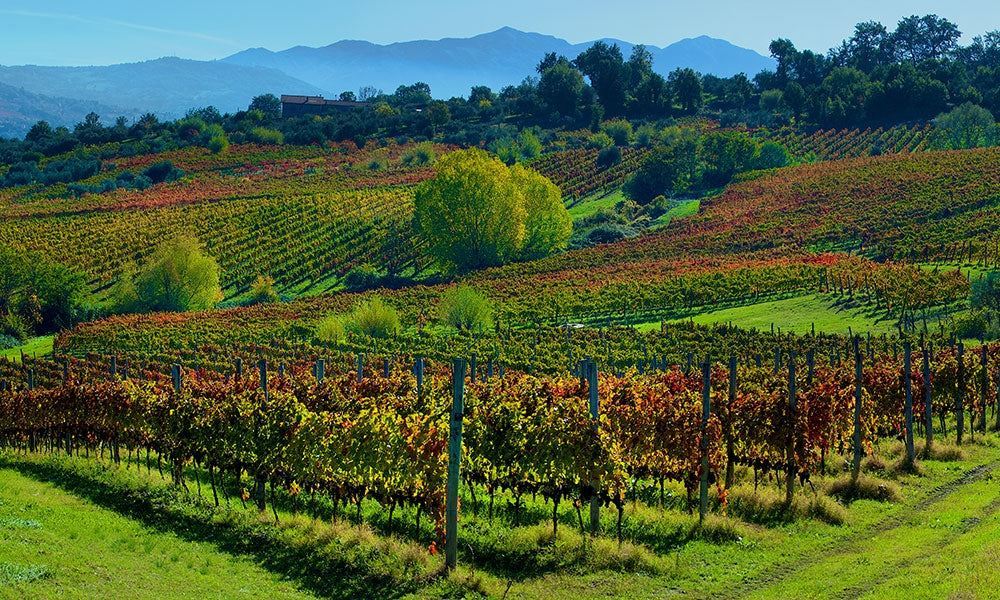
[{"xmin": 0, "ymin": 28, "xmax": 774, "ymax": 138}]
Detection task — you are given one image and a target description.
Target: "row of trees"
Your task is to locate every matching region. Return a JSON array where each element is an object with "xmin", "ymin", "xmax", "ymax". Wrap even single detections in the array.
[{"xmin": 4, "ymin": 14, "xmax": 1000, "ymax": 164}]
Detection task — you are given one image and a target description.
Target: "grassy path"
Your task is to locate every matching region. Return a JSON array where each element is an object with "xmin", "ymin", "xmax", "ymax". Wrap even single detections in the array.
[{"xmin": 737, "ymin": 461, "xmax": 1000, "ymax": 599}]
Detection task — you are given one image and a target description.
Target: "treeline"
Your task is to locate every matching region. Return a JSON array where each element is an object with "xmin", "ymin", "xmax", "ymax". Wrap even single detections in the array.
[{"xmin": 2, "ymin": 14, "xmax": 1000, "ymax": 170}]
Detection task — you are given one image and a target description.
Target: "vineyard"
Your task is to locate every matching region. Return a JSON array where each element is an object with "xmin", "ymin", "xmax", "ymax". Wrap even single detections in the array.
[
  {"xmin": 755, "ymin": 124, "xmax": 934, "ymax": 162},
  {"xmin": 3, "ymin": 336, "xmax": 998, "ymax": 545}
]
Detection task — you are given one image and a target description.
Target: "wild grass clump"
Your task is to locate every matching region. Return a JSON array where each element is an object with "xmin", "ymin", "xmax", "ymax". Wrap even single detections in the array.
[
  {"xmin": 825, "ymin": 474, "xmax": 902, "ymax": 503},
  {"xmin": 0, "ymin": 563, "xmax": 51, "ymax": 584},
  {"xmin": 462, "ymin": 521, "xmax": 665, "ymax": 576},
  {"xmin": 726, "ymin": 484, "xmax": 846, "ymax": 526}
]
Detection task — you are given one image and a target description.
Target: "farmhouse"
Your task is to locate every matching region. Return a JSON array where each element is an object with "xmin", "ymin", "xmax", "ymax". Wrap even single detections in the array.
[{"xmin": 280, "ymin": 95, "xmax": 370, "ymax": 118}]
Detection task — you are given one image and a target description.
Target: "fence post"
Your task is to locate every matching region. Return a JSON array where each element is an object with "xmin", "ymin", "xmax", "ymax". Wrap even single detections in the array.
[
  {"xmin": 259, "ymin": 359, "xmax": 268, "ymax": 400},
  {"xmin": 923, "ymin": 343, "xmax": 933, "ymax": 455},
  {"xmin": 445, "ymin": 359, "xmax": 466, "ymax": 571},
  {"xmin": 316, "ymin": 358, "xmax": 325, "ymax": 384},
  {"xmin": 904, "ymin": 342, "xmax": 914, "ymax": 466},
  {"xmin": 28, "ymin": 368, "xmax": 35, "ymax": 391},
  {"xmin": 957, "ymin": 343, "xmax": 965, "ymax": 445},
  {"xmin": 852, "ymin": 339, "xmax": 863, "ymax": 482},
  {"xmin": 725, "ymin": 356, "xmax": 737, "ymax": 489},
  {"xmin": 786, "ymin": 353, "xmax": 796, "ymax": 504},
  {"xmin": 588, "ymin": 361, "xmax": 600, "ymax": 535},
  {"xmin": 172, "ymin": 363, "xmax": 182, "ymax": 394},
  {"xmin": 700, "ymin": 356, "xmax": 711, "ymax": 522}
]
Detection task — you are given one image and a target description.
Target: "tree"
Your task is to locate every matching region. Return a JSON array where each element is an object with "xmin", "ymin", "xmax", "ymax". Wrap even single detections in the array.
[
  {"xmin": 892, "ymin": 15, "xmax": 961, "ymax": 65},
  {"xmin": 933, "ymin": 103, "xmax": 999, "ymax": 148},
  {"xmin": 972, "ymin": 272, "xmax": 1000, "ymax": 313},
  {"xmin": 623, "ymin": 131, "xmax": 700, "ymax": 203},
  {"xmin": 132, "ymin": 235, "xmax": 223, "ymax": 312},
  {"xmin": 249, "ymin": 94, "xmax": 281, "ymax": 119},
  {"xmin": 414, "ymin": 148, "xmax": 567, "ymax": 272},
  {"xmin": 574, "ymin": 42, "xmax": 630, "ymax": 116},
  {"xmin": 669, "ymin": 68, "xmax": 703, "ymax": 113},
  {"xmin": 338, "ymin": 91, "xmax": 357, "ymax": 102},
  {"xmin": 538, "ymin": 58, "xmax": 586, "ymax": 117},
  {"xmin": 510, "ymin": 163, "xmax": 572, "ymax": 259}
]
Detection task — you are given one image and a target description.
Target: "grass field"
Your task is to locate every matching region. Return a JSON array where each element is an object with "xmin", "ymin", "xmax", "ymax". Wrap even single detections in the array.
[
  {"xmin": 4, "ymin": 431, "xmax": 1000, "ymax": 599},
  {"xmin": 651, "ymin": 293, "xmax": 915, "ymax": 336},
  {"xmin": 0, "ymin": 468, "xmax": 319, "ymax": 600},
  {"xmin": 0, "ymin": 336, "xmax": 54, "ymax": 363}
]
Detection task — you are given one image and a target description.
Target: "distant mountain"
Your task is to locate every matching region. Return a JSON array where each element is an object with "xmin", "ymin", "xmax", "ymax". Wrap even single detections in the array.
[
  {"xmin": 0, "ymin": 58, "xmax": 324, "ymax": 128},
  {"xmin": 222, "ymin": 27, "xmax": 776, "ymax": 99},
  {"xmin": 0, "ymin": 81, "xmax": 138, "ymax": 139},
  {"xmin": 0, "ymin": 28, "xmax": 774, "ymax": 139}
]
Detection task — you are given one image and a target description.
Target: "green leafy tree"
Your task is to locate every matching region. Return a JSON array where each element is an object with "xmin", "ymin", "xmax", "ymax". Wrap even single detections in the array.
[
  {"xmin": 133, "ymin": 235, "xmax": 223, "ymax": 312},
  {"xmin": 415, "ymin": 148, "xmax": 568, "ymax": 271},
  {"xmin": 539, "ymin": 58, "xmax": 586, "ymax": 117},
  {"xmin": 669, "ymin": 68, "xmax": 703, "ymax": 113},
  {"xmin": 510, "ymin": 163, "xmax": 573, "ymax": 259},
  {"xmin": 415, "ymin": 149, "xmax": 526, "ymax": 271},
  {"xmin": 248, "ymin": 94, "xmax": 281, "ymax": 119},
  {"xmin": 971, "ymin": 272, "xmax": 1000, "ymax": 313},
  {"xmin": 933, "ymin": 103, "xmax": 999, "ymax": 149},
  {"xmin": 575, "ymin": 42, "xmax": 629, "ymax": 116}
]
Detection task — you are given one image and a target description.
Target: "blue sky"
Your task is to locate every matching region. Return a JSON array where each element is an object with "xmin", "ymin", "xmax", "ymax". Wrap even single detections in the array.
[{"xmin": 0, "ymin": 0, "xmax": 996, "ymax": 66}]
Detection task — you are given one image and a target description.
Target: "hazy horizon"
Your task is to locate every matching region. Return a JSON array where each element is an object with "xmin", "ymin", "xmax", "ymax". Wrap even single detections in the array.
[{"xmin": 0, "ymin": 0, "xmax": 996, "ymax": 67}]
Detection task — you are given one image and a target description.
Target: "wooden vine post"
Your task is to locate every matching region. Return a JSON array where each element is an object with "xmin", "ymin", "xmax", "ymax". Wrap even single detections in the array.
[
  {"xmin": 786, "ymin": 353, "xmax": 797, "ymax": 504},
  {"xmin": 904, "ymin": 342, "xmax": 915, "ymax": 467},
  {"xmin": 922, "ymin": 343, "xmax": 933, "ymax": 455},
  {"xmin": 259, "ymin": 359, "xmax": 268, "ymax": 400},
  {"xmin": 588, "ymin": 361, "xmax": 600, "ymax": 535},
  {"xmin": 957, "ymin": 343, "xmax": 965, "ymax": 446},
  {"xmin": 852, "ymin": 338, "xmax": 863, "ymax": 482},
  {"xmin": 172, "ymin": 363, "xmax": 182, "ymax": 394},
  {"xmin": 315, "ymin": 358, "xmax": 325, "ymax": 384},
  {"xmin": 725, "ymin": 356, "xmax": 737, "ymax": 489},
  {"xmin": 700, "ymin": 356, "xmax": 711, "ymax": 522},
  {"xmin": 980, "ymin": 345, "xmax": 988, "ymax": 433},
  {"xmin": 445, "ymin": 359, "xmax": 466, "ymax": 571}
]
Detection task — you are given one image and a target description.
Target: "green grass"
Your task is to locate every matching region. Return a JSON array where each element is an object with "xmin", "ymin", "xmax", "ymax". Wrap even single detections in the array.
[
  {"xmin": 567, "ymin": 189, "xmax": 623, "ymax": 221},
  {"xmin": 0, "ymin": 467, "xmax": 319, "ymax": 600},
  {"xmin": 5, "ymin": 429, "xmax": 1000, "ymax": 599},
  {"xmin": 654, "ymin": 198, "xmax": 700, "ymax": 226},
  {"xmin": 0, "ymin": 335, "xmax": 54, "ymax": 363},
  {"xmin": 649, "ymin": 293, "xmax": 911, "ymax": 336}
]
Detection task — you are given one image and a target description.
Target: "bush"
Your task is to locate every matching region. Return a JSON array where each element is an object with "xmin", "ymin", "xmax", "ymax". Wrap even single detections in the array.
[
  {"xmin": 345, "ymin": 297, "xmax": 400, "ymax": 338},
  {"xmin": 602, "ymin": 119, "xmax": 633, "ymax": 146},
  {"xmin": 436, "ymin": 286, "xmax": 493, "ymax": 331},
  {"xmin": 0, "ymin": 333, "xmax": 20, "ymax": 350},
  {"xmin": 0, "ymin": 313, "xmax": 29, "ymax": 342},
  {"xmin": 588, "ymin": 223, "xmax": 636, "ymax": 245},
  {"xmin": 586, "ymin": 132, "xmax": 614, "ymax": 149},
  {"xmin": 250, "ymin": 275, "xmax": 278, "ymax": 304},
  {"xmin": 401, "ymin": 142, "xmax": 435, "ymax": 166},
  {"xmin": 315, "ymin": 315, "xmax": 346, "ymax": 343},
  {"xmin": 207, "ymin": 135, "xmax": 229, "ymax": 154},
  {"xmin": 142, "ymin": 161, "xmax": 184, "ymax": 184},
  {"xmin": 343, "ymin": 265, "xmax": 382, "ymax": 292},
  {"xmin": 596, "ymin": 145, "xmax": 622, "ymax": 170},
  {"xmin": 248, "ymin": 127, "xmax": 284, "ymax": 145}
]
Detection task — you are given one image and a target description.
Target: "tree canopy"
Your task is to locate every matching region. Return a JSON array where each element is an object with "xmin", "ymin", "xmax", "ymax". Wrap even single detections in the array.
[{"xmin": 414, "ymin": 148, "xmax": 570, "ymax": 272}]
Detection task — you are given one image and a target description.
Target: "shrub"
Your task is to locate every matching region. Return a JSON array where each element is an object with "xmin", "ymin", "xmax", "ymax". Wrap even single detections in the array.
[
  {"xmin": 596, "ymin": 145, "xmax": 622, "ymax": 170},
  {"xmin": 249, "ymin": 127, "xmax": 284, "ymax": 145},
  {"xmin": 586, "ymin": 132, "xmax": 614, "ymax": 149},
  {"xmin": 345, "ymin": 297, "xmax": 400, "ymax": 338},
  {"xmin": 250, "ymin": 275, "xmax": 278, "ymax": 304},
  {"xmin": 343, "ymin": 265, "xmax": 382, "ymax": 292},
  {"xmin": 315, "ymin": 315, "xmax": 346, "ymax": 343},
  {"xmin": 207, "ymin": 135, "xmax": 229, "ymax": 154},
  {"xmin": 602, "ymin": 119, "xmax": 633, "ymax": 146},
  {"xmin": 436, "ymin": 286, "xmax": 493, "ymax": 331}
]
